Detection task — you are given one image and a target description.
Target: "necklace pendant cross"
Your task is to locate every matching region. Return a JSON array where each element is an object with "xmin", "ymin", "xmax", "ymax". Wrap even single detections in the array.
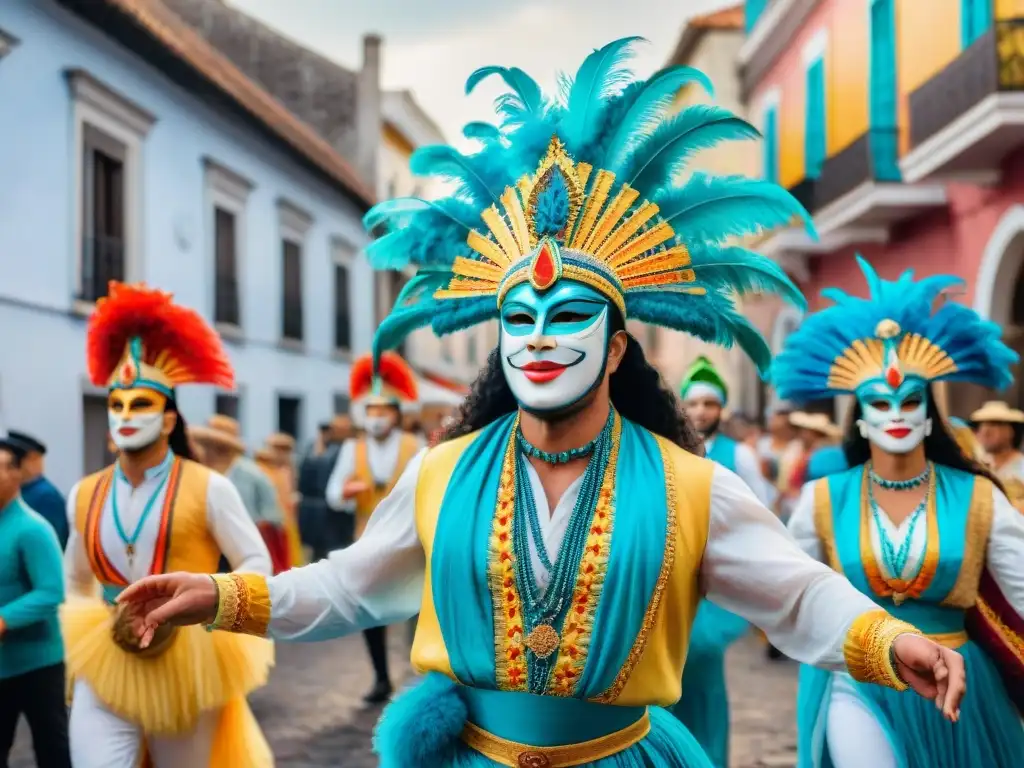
[
  {"xmin": 125, "ymin": 543, "xmax": 135, "ymax": 566},
  {"xmin": 893, "ymin": 591, "xmax": 906, "ymax": 606}
]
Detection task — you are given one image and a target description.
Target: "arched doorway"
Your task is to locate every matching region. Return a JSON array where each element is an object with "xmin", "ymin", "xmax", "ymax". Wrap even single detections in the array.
[{"xmin": 965, "ymin": 205, "xmax": 1024, "ymax": 416}]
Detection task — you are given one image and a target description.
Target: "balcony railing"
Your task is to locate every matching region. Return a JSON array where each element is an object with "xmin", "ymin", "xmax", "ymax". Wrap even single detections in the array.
[
  {"xmin": 813, "ymin": 128, "xmax": 900, "ymax": 211},
  {"xmin": 78, "ymin": 235, "xmax": 124, "ymax": 303},
  {"xmin": 786, "ymin": 177, "xmax": 817, "ymax": 213},
  {"xmin": 909, "ymin": 19, "xmax": 1024, "ymax": 149}
]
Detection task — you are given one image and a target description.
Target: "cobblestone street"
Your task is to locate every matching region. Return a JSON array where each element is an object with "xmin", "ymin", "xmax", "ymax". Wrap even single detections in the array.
[{"xmin": 11, "ymin": 631, "xmax": 798, "ymax": 767}]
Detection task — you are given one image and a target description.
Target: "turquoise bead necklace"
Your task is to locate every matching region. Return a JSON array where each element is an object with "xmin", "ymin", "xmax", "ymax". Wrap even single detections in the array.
[
  {"xmin": 512, "ymin": 409, "xmax": 615, "ymax": 694},
  {"xmin": 868, "ymin": 462, "xmax": 930, "ymax": 491},
  {"xmin": 868, "ymin": 463, "xmax": 932, "ymax": 584},
  {"xmin": 517, "ymin": 428, "xmax": 601, "ymax": 465},
  {"xmin": 111, "ymin": 468, "xmax": 171, "ymax": 568}
]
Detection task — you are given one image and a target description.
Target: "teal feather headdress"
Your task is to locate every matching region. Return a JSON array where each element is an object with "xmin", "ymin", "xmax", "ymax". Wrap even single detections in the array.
[
  {"xmin": 365, "ymin": 37, "xmax": 813, "ymax": 374},
  {"xmin": 771, "ymin": 255, "xmax": 1018, "ymax": 402}
]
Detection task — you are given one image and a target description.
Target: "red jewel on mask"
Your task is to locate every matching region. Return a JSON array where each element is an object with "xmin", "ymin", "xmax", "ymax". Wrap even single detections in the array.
[
  {"xmin": 529, "ymin": 239, "xmax": 561, "ymax": 292},
  {"xmin": 885, "ymin": 362, "xmax": 903, "ymax": 389},
  {"xmin": 120, "ymin": 360, "xmax": 137, "ymax": 387}
]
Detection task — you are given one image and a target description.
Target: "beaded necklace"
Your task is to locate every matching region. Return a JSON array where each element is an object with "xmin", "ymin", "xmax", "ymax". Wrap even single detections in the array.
[
  {"xmin": 867, "ymin": 462, "xmax": 932, "ymax": 586},
  {"xmin": 516, "ymin": 428, "xmax": 600, "ymax": 465},
  {"xmin": 511, "ymin": 409, "xmax": 615, "ymax": 694},
  {"xmin": 112, "ymin": 467, "xmax": 171, "ymax": 568},
  {"xmin": 868, "ymin": 462, "xmax": 930, "ymax": 491}
]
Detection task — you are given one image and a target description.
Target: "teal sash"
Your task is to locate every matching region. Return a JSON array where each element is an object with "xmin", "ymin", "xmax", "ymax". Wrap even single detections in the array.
[
  {"xmin": 705, "ymin": 436, "xmax": 737, "ymax": 473},
  {"xmin": 828, "ymin": 464, "xmax": 975, "ymax": 634},
  {"xmin": 430, "ymin": 415, "xmax": 671, "ymax": 698}
]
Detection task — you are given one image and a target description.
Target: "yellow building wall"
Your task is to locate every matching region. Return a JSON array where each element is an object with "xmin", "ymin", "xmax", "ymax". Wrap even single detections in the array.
[
  {"xmin": 997, "ymin": 0, "xmax": 1024, "ymax": 18},
  {"xmin": 828, "ymin": 1, "xmax": 869, "ymax": 155},
  {"xmin": 895, "ymin": 0, "xmax": 963, "ymax": 154},
  {"xmin": 778, "ymin": 63, "xmax": 806, "ymax": 188}
]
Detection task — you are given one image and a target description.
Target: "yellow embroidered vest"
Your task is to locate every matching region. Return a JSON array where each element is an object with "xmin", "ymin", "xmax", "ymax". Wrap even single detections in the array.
[
  {"xmin": 409, "ymin": 428, "xmax": 714, "ymax": 707},
  {"xmin": 351, "ymin": 432, "xmax": 420, "ymax": 539},
  {"xmin": 74, "ymin": 458, "xmax": 222, "ymax": 583}
]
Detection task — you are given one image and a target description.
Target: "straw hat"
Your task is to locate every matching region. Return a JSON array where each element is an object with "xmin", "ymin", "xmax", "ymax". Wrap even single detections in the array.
[
  {"xmin": 253, "ymin": 446, "xmax": 280, "ymax": 465},
  {"xmin": 190, "ymin": 415, "xmax": 246, "ymax": 452},
  {"xmin": 969, "ymin": 401, "xmax": 1024, "ymax": 424},
  {"xmin": 789, "ymin": 411, "xmax": 843, "ymax": 439},
  {"xmin": 265, "ymin": 432, "xmax": 296, "ymax": 452}
]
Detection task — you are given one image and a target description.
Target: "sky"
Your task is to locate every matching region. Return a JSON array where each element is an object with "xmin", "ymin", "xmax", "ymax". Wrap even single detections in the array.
[{"xmin": 229, "ymin": 0, "xmax": 737, "ymax": 148}]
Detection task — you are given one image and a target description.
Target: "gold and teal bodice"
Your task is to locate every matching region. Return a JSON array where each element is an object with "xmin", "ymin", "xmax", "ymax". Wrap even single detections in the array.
[
  {"xmin": 814, "ymin": 463, "xmax": 993, "ymax": 639},
  {"xmin": 410, "ymin": 413, "xmax": 714, "ymax": 709}
]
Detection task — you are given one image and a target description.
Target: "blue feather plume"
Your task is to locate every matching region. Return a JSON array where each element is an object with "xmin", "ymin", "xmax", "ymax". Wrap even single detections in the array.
[
  {"xmin": 463, "ymin": 121, "xmax": 503, "ymax": 144},
  {"xmin": 772, "ymin": 256, "xmax": 1018, "ymax": 401},
  {"xmin": 465, "ymin": 66, "xmax": 543, "ymax": 126}
]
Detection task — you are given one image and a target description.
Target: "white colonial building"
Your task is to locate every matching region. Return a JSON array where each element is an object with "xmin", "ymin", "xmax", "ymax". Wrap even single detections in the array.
[{"xmin": 0, "ymin": 0, "xmax": 378, "ymax": 491}]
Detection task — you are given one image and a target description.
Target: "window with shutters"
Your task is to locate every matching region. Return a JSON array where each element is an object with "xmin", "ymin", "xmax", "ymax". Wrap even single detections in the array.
[
  {"xmin": 277, "ymin": 199, "xmax": 313, "ymax": 346},
  {"xmin": 277, "ymin": 395, "xmax": 302, "ymax": 440},
  {"xmin": 961, "ymin": 0, "xmax": 993, "ymax": 48},
  {"xmin": 804, "ymin": 57, "xmax": 826, "ymax": 180},
  {"xmin": 332, "ymin": 237, "xmax": 355, "ymax": 352},
  {"xmin": 762, "ymin": 104, "xmax": 779, "ymax": 183},
  {"xmin": 205, "ymin": 159, "xmax": 251, "ymax": 332}
]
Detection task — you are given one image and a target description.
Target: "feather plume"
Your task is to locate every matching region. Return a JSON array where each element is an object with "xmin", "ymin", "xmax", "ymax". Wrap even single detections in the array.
[
  {"xmin": 409, "ymin": 145, "xmax": 507, "ymax": 206},
  {"xmin": 463, "ymin": 121, "xmax": 503, "ymax": 144},
  {"xmin": 86, "ymin": 282, "xmax": 234, "ymax": 389},
  {"xmin": 465, "ymin": 66, "xmax": 543, "ymax": 125},
  {"xmin": 560, "ymin": 37, "xmax": 644, "ymax": 153},
  {"xmin": 353, "ymin": 351, "xmax": 418, "ymax": 402},
  {"xmin": 602, "ymin": 66, "xmax": 715, "ymax": 173},
  {"xmin": 689, "ymin": 244, "xmax": 806, "ymax": 309},
  {"xmin": 655, "ymin": 173, "xmax": 815, "ymax": 244},
  {"xmin": 625, "ymin": 106, "xmax": 760, "ymax": 192}
]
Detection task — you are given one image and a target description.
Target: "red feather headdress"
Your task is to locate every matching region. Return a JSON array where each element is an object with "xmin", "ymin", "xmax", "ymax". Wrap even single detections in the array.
[
  {"xmin": 87, "ymin": 282, "xmax": 235, "ymax": 394},
  {"xmin": 350, "ymin": 352, "xmax": 418, "ymax": 404}
]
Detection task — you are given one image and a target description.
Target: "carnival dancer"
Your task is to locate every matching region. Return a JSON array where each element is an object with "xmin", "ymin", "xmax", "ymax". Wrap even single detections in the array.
[
  {"xmin": 325, "ymin": 352, "xmax": 422, "ymax": 703},
  {"xmin": 255, "ymin": 445, "xmax": 304, "ymax": 568},
  {"xmin": 118, "ymin": 41, "xmax": 967, "ymax": 768},
  {"xmin": 672, "ymin": 357, "xmax": 764, "ymax": 767},
  {"xmin": 775, "ymin": 257, "xmax": 1024, "ymax": 768},
  {"xmin": 61, "ymin": 282, "xmax": 274, "ymax": 768},
  {"xmin": 970, "ymin": 401, "xmax": 1024, "ymax": 509},
  {"xmin": 0, "ymin": 436, "xmax": 71, "ymax": 768}
]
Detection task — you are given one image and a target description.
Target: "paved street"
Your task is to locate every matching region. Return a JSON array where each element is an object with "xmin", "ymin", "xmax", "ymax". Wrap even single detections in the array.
[{"xmin": 11, "ymin": 631, "xmax": 798, "ymax": 767}]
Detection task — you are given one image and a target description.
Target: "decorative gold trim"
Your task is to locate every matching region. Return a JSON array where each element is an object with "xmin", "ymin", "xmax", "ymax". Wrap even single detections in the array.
[
  {"xmin": 461, "ymin": 708, "xmax": 651, "ymax": 767},
  {"xmin": 843, "ymin": 608, "xmax": 921, "ymax": 691},
  {"xmin": 548, "ymin": 414, "xmax": 622, "ymax": 696},
  {"xmin": 209, "ymin": 573, "xmax": 271, "ymax": 637},
  {"xmin": 974, "ymin": 598, "xmax": 1024, "ymax": 664},
  {"xmin": 496, "ymin": 262, "xmax": 627, "ymax": 319},
  {"xmin": 488, "ymin": 421, "xmax": 528, "ymax": 691},
  {"xmin": 827, "ymin": 332, "xmax": 958, "ymax": 392},
  {"xmin": 942, "ymin": 476, "xmax": 994, "ymax": 608},
  {"xmin": 812, "ymin": 479, "xmax": 841, "ymax": 572},
  {"xmin": 592, "ymin": 436, "xmax": 679, "ymax": 703}
]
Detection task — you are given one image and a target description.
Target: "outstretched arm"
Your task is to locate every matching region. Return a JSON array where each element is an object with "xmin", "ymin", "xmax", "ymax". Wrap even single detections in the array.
[
  {"xmin": 119, "ymin": 449, "xmax": 428, "ymax": 644},
  {"xmin": 701, "ymin": 464, "xmax": 964, "ymax": 718}
]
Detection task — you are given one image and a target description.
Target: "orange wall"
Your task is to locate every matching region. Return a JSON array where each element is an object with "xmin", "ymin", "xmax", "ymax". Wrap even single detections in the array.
[
  {"xmin": 895, "ymin": 0, "xmax": 962, "ymax": 155},
  {"xmin": 829, "ymin": 0, "xmax": 869, "ymax": 155}
]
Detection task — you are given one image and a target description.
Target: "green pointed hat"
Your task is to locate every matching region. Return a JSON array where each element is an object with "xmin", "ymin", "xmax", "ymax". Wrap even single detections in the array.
[{"xmin": 679, "ymin": 356, "xmax": 728, "ymax": 405}]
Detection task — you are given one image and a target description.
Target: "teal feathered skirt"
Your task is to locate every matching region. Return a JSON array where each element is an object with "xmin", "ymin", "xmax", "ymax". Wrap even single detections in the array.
[
  {"xmin": 667, "ymin": 600, "xmax": 750, "ymax": 768},
  {"xmin": 796, "ymin": 641, "xmax": 1024, "ymax": 768},
  {"xmin": 375, "ymin": 672, "xmax": 715, "ymax": 767}
]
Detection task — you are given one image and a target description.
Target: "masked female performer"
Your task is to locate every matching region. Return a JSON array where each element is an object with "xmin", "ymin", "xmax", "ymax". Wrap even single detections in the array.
[
  {"xmin": 775, "ymin": 257, "xmax": 1024, "ymax": 768},
  {"xmin": 118, "ymin": 40, "xmax": 966, "ymax": 768}
]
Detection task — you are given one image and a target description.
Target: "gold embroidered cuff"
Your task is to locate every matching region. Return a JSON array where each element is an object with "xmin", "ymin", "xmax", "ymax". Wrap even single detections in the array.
[
  {"xmin": 208, "ymin": 572, "xmax": 272, "ymax": 637},
  {"xmin": 843, "ymin": 608, "xmax": 921, "ymax": 691}
]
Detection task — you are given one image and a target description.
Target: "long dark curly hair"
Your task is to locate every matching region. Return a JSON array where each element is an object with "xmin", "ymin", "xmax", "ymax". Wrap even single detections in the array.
[
  {"xmin": 843, "ymin": 385, "xmax": 1003, "ymax": 492},
  {"xmin": 441, "ymin": 322, "xmax": 702, "ymax": 453}
]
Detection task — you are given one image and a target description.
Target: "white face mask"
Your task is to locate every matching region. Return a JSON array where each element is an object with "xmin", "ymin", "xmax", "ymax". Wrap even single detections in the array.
[
  {"xmin": 364, "ymin": 415, "xmax": 394, "ymax": 439},
  {"xmin": 499, "ymin": 282, "xmax": 611, "ymax": 417},
  {"xmin": 856, "ymin": 378, "xmax": 932, "ymax": 455},
  {"xmin": 107, "ymin": 387, "xmax": 168, "ymax": 452}
]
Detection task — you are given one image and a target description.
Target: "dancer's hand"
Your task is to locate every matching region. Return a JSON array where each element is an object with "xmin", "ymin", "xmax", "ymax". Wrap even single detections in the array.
[
  {"xmin": 342, "ymin": 479, "xmax": 370, "ymax": 499},
  {"xmin": 891, "ymin": 634, "xmax": 966, "ymax": 722},
  {"xmin": 117, "ymin": 573, "xmax": 219, "ymax": 648}
]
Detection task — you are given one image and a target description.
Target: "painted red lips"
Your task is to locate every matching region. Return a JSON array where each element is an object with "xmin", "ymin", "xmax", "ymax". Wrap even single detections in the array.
[
  {"xmin": 118, "ymin": 426, "xmax": 139, "ymax": 436},
  {"xmin": 885, "ymin": 427, "xmax": 912, "ymax": 439},
  {"xmin": 520, "ymin": 361, "xmax": 566, "ymax": 383}
]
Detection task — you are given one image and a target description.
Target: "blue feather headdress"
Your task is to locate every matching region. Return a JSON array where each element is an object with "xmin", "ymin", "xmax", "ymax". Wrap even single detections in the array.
[
  {"xmin": 365, "ymin": 37, "xmax": 813, "ymax": 374},
  {"xmin": 772, "ymin": 255, "xmax": 1018, "ymax": 402}
]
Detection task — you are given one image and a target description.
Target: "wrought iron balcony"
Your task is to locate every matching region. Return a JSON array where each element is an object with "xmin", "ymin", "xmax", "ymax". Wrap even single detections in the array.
[
  {"xmin": 903, "ymin": 19, "xmax": 1024, "ymax": 182},
  {"xmin": 813, "ymin": 128, "xmax": 900, "ymax": 212}
]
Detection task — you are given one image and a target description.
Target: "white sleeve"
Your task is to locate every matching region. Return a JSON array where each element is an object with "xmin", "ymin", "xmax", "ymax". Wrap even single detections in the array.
[
  {"xmin": 986, "ymin": 486, "xmax": 1024, "ymax": 615},
  {"xmin": 733, "ymin": 443, "xmax": 770, "ymax": 506},
  {"xmin": 267, "ymin": 448, "xmax": 428, "ymax": 642},
  {"xmin": 63, "ymin": 483, "xmax": 98, "ymax": 598},
  {"xmin": 787, "ymin": 482, "xmax": 824, "ymax": 561},
  {"xmin": 205, "ymin": 472, "xmax": 273, "ymax": 576},
  {"xmin": 325, "ymin": 439, "xmax": 357, "ymax": 513},
  {"xmin": 701, "ymin": 464, "xmax": 880, "ymax": 670}
]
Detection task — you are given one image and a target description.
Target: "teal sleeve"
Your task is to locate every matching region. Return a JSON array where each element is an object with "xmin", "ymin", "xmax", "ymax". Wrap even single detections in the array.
[{"xmin": 0, "ymin": 520, "xmax": 65, "ymax": 629}]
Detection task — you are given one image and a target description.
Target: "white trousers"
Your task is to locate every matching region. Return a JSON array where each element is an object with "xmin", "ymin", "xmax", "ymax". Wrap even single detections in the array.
[
  {"xmin": 69, "ymin": 680, "xmax": 220, "ymax": 768},
  {"xmin": 825, "ymin": 674, "xmax": 898, "ymax": 768}
]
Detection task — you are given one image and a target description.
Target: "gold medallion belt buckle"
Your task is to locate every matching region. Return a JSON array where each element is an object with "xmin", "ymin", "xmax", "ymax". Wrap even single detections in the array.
[
  {"xmin": 111, "ymin": 604, "xmax": 178, "ymax": 658},
  {"xmin": 460, "ymin": 708, "xmax": 651, "ymax": 767}
]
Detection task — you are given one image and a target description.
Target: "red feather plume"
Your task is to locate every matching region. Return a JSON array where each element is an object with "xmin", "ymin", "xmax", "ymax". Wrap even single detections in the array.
[
  {"xmin": 86, "ymin": 282, "xmax": 235, "ymax": 389},
  {"xmin": 350, "ymin": 352, "xmax": 418, "ymax": 402}
]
